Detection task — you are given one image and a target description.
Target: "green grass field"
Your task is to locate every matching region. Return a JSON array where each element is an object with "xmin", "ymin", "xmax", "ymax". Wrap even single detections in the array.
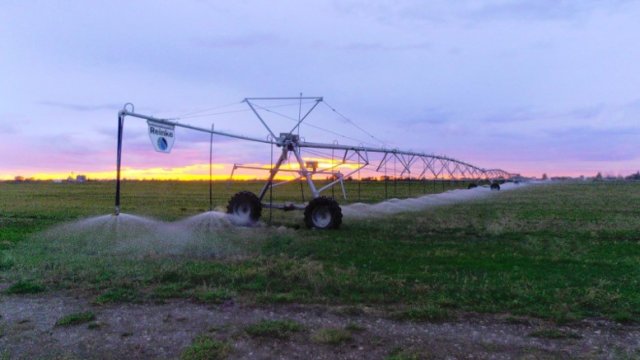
[{"xmin": 1, "ymin": 180, "xmax": 639, "ymax": 324}]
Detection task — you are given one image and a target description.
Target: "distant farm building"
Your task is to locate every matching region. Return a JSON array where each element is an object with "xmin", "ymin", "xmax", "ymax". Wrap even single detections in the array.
[{"xmin": 66, "ymin": 174, "xmax": 88, "ymax": 183}]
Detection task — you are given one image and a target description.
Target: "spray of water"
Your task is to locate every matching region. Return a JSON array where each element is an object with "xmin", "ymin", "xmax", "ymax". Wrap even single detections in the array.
[
  {"xmin": 342, "ymin": 182, "xmax": 527, "ymax": 219},
  {"xmin": 37, "ymin": 211, "xmax": 265, "ymax": 259},
  {"xmin": 32, "ymin": 183, "xmax": 528, "ymax": 260}
]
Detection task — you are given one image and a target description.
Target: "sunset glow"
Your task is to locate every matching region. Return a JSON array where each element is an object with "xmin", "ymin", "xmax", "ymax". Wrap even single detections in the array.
[
  {"xmin": 1, "ymin": 157, "xmax": 367, "ymax": 181},
  {"xmin": 2, "ymin": 2, "xmax": 640, "ymax": 180}
]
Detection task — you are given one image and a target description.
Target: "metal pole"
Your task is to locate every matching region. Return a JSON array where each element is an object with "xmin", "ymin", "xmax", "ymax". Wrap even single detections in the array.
[
  {"xmin": 357, "ymin": 154, "xmax": 361, "ymax": 201},
  {"xmin": 289, "ymin": 99, "xmax": 322, "ymax": 135},
  {"xmin": 114, "ymin": 113, "xmax": 124, "ymax": 215},
  {"xmin": 299, "ymin": 178, "xmax": 306, "ymax": 202},
  {"xmin": 291, "ymin": 146, "xmax": 320, "ymax": 198},
  {"xmin": 122, "ymin": 110, "xmax": 274, "ymax": 145},
  {"xmin": 384, "ymin": 159, "xmax": 388, "ymax": 200},
  {"xmin": 269, "ymin": 141, "xmax": 273, "ymax": 224},
  {"xmin": 297, "ymin": 92, "xmax": 302, "ymax": 138},
  {"xmin": 258, "ymin": 148, "xmax": 289, "ymax": 200},
  {"xmin": 209, "ymin": 124, "xmax": 214, "ymax": 211},
  {"xmin": 331, "ymin": 147, "xmax": 335, "ymax": 198},
  {"xmin": 244, "ymin": 100, "xmax": 277, "ymax": 140},
  {"xmin": 393, "ymin": 156, "xmax": 397, "ymax": 197}
]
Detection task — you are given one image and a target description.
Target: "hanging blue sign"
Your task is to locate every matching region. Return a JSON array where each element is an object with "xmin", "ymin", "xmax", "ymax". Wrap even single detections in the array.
[{"xmin": 147, "ymin": 120, "xmax": 175, "ymax": 153}]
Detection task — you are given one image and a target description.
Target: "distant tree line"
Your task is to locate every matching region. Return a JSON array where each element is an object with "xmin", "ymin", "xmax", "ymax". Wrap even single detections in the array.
[{"xmin": 626, "ymin": 171, "xmax": 640, "ymax": 180}]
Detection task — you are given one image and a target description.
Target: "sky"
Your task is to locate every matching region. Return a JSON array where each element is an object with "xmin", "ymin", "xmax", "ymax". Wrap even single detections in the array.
[{"xmin": 2, "ymin": 0, "xmax": 640, "ymax": 180}]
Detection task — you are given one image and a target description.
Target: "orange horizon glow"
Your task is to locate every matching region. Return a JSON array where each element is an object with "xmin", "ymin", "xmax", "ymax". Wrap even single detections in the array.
[
  {"xmin": 1, "ymin": 158, "xmax": 368, "ymax": 181},
  {"xmin": 2, "ymin": 157, "xmax": 555, "ymax": 182}
]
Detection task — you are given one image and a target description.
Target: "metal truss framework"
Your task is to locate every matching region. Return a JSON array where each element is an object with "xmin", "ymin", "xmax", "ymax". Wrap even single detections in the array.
[{"xmin": 114, "ymin": 98, "xmax": 519, "ymax": 213}]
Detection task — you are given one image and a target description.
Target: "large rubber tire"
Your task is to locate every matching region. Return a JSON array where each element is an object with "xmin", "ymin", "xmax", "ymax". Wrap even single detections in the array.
[
  {"xmin": 467, "ymin": 183, "xmax": 478, "ymax": 189},
  {"xmin": 226, "ymin": 191, "xmax": 262, "ymax": 225},
  {"xmin": 304, "ymin": 197, "xmax": 342, "ymax": 229},
  {"xmin": 490, "ymin": 182, "xmax": 501, "ymax": 191}
]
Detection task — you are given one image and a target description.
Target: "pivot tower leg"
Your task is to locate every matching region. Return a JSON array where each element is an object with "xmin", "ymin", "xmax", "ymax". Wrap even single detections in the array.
[{"xmin": 114, "ymin": 113, "xmax": 124, "ymax": 215}]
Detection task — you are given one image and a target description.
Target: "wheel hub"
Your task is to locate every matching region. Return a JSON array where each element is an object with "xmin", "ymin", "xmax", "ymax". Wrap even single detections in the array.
[
  {"xmin": 234, "ymin": 203, "xmax": 251, "ymax": 221},
  {"xmin": 311, "ymin": 206, "xmax": 332, "ymax": 228}
]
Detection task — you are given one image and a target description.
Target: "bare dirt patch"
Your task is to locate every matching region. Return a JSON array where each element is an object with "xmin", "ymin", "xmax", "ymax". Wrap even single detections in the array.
[{"xmin": 1, "ymin": 292, "xmax": 638, "ymax": 359}]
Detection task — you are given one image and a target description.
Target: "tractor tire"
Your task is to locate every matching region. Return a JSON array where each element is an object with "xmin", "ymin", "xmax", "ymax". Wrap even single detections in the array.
[
  {"xmin": 304, "ymin": 196, "xmax": 342, "ymax": 229},
  {"xmin": 490, "ymin": 182, "xmax": 501, "ymax": 191},
  {"xmin": 226, "ymin": 191, "xmax": 262, "ymax": 225}
]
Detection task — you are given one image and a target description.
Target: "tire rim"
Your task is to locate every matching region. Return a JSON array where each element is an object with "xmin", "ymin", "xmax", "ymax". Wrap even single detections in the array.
[
  {"xmin": 311, "ymin": 205, "xmax": 332, "ymax": 228},
  {"xmin": 234, "ymin": 203, "xmax": 252, "ymax": 222}
]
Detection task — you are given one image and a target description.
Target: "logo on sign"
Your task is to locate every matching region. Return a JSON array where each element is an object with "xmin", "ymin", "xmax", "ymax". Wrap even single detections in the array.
[
  {"xmin": 147, "ymin": 120, "xmax": 175, "ymax": 153},
  {"xmin": 157, "ymin": 137, "xmax": 168, "ymax": 151}
]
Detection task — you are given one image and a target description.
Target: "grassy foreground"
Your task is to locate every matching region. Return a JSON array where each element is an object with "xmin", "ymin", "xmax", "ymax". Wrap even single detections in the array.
[{"xmin": 1, "ymin": 181, "xmax": 639, "ymax": 323}]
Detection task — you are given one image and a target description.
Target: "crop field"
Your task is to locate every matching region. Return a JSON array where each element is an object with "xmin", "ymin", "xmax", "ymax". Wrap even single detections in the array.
[{"xmin": 1, "ymin": 180, "xmax": 639, "ymax": 358}]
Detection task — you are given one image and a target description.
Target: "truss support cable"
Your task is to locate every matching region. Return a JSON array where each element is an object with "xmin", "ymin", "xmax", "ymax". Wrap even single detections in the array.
[
  {"xmin": 174, "ymin": 101, "xmax": 242, "ymax": 119},
  {"xmin": 322, "ymin": 101, "xmax": 387, "ymax": 146},
  {"xmin": 255, "ymin": 103, "xmax": 378, "ymax": 150}
]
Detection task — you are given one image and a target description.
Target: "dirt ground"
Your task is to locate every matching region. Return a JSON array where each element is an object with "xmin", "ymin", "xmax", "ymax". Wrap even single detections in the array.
[{"xmin": 1, "ymin": 292, "xmax": 638, "ymax": 359}]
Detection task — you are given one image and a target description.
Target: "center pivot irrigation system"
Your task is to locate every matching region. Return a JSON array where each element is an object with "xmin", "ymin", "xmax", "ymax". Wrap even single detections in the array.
[{"xmin": 115, "ymin": 96, "xmax": 518, "ymax": 229}]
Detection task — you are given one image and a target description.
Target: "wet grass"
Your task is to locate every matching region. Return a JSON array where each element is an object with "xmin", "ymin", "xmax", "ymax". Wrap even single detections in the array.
[
  {"xmin": 1, "ymin": 181, "xmax": 640, "ymax": 323},
  {"xmin": 195, "ymin": 287, "xmax": 235, "ymax": 304},
  {"xmin": 386, "ymin": 348, "xmax": 423, "ymax": 360},
  {"xmin": 180, "ymin": 336, "xmax": 231, "ymax": 360},
  {"xmin": 93, "ymin": 287, "xmax": 139, "ymax": 305},
  {"xmin": 392, "ymin": 305, "xmax": 451, "ymax": 322},
  {"xmin": 55, "ymin": 311, "xmax": 96, "ymax": 327},
  {"xmin": 4, "ymin": 280, "xmax": 44, "ymax": 295}
]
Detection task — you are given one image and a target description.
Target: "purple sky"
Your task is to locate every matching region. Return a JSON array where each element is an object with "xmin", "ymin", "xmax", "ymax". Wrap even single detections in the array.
[{"xmin": 2, "ymin": 0, "xmax": 640, "ymax": 179}]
